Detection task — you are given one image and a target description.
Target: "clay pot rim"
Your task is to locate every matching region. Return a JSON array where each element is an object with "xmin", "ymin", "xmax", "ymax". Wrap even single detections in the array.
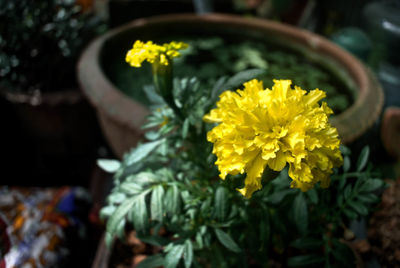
[{"xmin": 78, "ymin": 13, "xmax": 384, "ymax": 143}]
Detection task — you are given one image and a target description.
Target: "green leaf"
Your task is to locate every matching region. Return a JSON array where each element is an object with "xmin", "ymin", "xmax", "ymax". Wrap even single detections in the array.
[
  {"xmin": 107, "ymin": 192, "xmax": 126, "ymax": 204},
  {"xmin": 214, "ymin": 228, "xmax": 241, "ymax": 253},
  {"xmin": 100, "ymin": 205, "xmax": 115, "ymax": 220},
  {"xmin": 120, "ymin": 181, "xmax": 143, "ymax": 195},
  {"xmin": 212, "ymin": 69, "xmax": 266, "ymax": 100},
  {"xmin": 340, "ymin": 145, "xmax": 351, "ymax": 156},
  {"xmin": 97, "ymin": 159, "xmax": 121, "ymax": 173},
  {"xmin": 105, "ymin": 232, "xmax": 113, "ymax": 248},
  {"xmin": 359, "ymin": 179, "xmax": 384, "ymax": 193},
  {"xmin": 133, "ymin": 172, "xmax": 157, "ymax": 186},
  {"xmin": 136, "ymin": 254, "xmax": 165, "ymax": 268},
  {"xmin": 137, "ymin": 235, "xmax": 169, "ymax": 247},
  {"xmin": 343, "ymin": 156, "xmax": 351, "ymax": 173},
  {"xmin": 106, "ymin": 197, "xmax": 136, "ymax": 235},
  {"xmin": 151, "ymin": 185, "xmax": 165, "ymax": 222},
  {"xmin": 223, "ymin": 69, "xmax": 266, "ymax": 91},
  {"xmin": 343, "ymin": 208, "xmax": 357, "ymax": 220},
  {"xmin": 211, "ymin": 76, "xmax": 228, "ymax": 99},
  {"xmin": 165, "ymin": 244, "xmax": 185, "ymax": 268},
  {"xmin": 357, "ymin": 193, "xmax": 379, "ymax": 203},
  {"xmin": 331, "ymin": 239, "xmax": 355, "ymax": 266},
  {"xmin": 195, "ymin": 232, "xmax": 204, "ymax": 249},
  {"xmin": 268, "ymin": 189, "xmax": 295, "ymax": 204},
  {"xmin": 116, "ymin": 218, "xmax": 126, "ymax": 240},
  {"xmin": 292, "ymin": 193, "xmax": 308, "ymax": 234},
  {"xmin": 306, "ymin": 188, "xmax": 318, "ymax": 204},
  {"xmin": 214, "ymin": 186, "xmax": 229, "ymax": 221},
  {"xmin": 287, "ymin": 255, "xmax": 324, "ymax": 267},
  {"xmin": 290, "ymin": 238, "xmax": 323, "ymax": 250},
  {"xmin": 125, "ymin": 139, "xmax": 164, "ymax": 166},
  {"xmin": 143, "ymin": 84, "xmax": 164, "ymax": 105},
  {"xmin": 347, "ymin": 200, "xmax": 368, "ymax": 216},
  {"xmin": 259, "ymin": 211, "xmax": 270, "ymax": 245},
  {"xmin": 182, "ymin": 118, "xmax": 190, "ymax": 139},
  {"xmin": 130, "ymin": 194, "xmax": 149, "ymax": 235},
  {"xmin": 344, "ymin": 185, "xmax": 352, "ymax": 200},
  {"xmin": 183, "ymin": 240, "xmax": 194, "ymax": 268},
  {"xmin": 165, "ymin": 185, "xmax": 181, "ymax": 215},
  {"xmin": 356, "ymin": 146, "xmax": 370, "ymax": 172}
]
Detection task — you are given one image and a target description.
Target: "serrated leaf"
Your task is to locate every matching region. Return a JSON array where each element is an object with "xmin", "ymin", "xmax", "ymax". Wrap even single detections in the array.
[
  {"xmin": 136, "ymin": 254, "xmax": 164, "ymax": 268},
  {"xmin": 211, "ymin": 76, "xmax": 228, "ymax": 99},
  {"xmin": 165, "ymin": 185, "xmax": 181, "ymax": 215},
  {"xmin": 347, "ymin": 200, "xmax": 368, "ymax": 216},
  {"xmin": 182, "ymin": 118, "xmax": 190, "ymax": 139},
  {"xmin": 340, "ymin": 145, "xmax": 351, "ymax": 156},
  {"xmin": 165, "ymin": 244, "xmax": 185, "ymax": 268},
  {"xmin": 145, "ymin": 131, "xmax": 160, "ymax": 141},
  {"xmin": 306, "ymin": 188, "xmax": 318, "ymax": 204},
  {"xmin": 151, "ymin": 185, "xmax": 164, "ymax": 222},
  {"xmin": 136, "ymin": 235, "xmax": 169, "ymax": 247},
  {"xmin": 100, "ymin": 205, "xmax": 116, "ymax": 220},
  {"xmin": 107, "ymin": 192, "xmax": 126, "ymax": 204},
  {"xmin": 183, "ymin": 240, "xmax": 193, "ymax": 268},
  {"xmin": 343, "ymin": 208, "xmax": 357, "ymax": 220},
  {"xmin": 356, "ymin": 146, "xmax": 370, "ymax": 172},
  {"xmin": 106, "ymin": 197, "xmax": 136, "ymax": 235},
  {"xmin": 105, "ymin": 232, "xmax": 113, "ymax": 248},
  {"xmin": 120, "ymin": 181, "xmax": 143, "ymax": 195},
  {"xmin": 359, "ymin": 179, "xmax": 384, "ymax": 193},
  {"xmin": 290, "ymin": 238, "xmax": 323, "ymax": 250},
  {"xmin": 260, "ymin": 211, "xmax": 270, "ymax": 244},
  {"xmin": 143, "ymin": 84, "xmax": 165, "ymax": 105},
  {"xmin": 116, "ymin": 218, "xmax": 126, "ymax": 240},
  {"xmin": 292, "ymin": 193, "xmax": 308, "ymax": 234},
  {"xmin": 125, "ymin": 140, "xmax": 164, "ymax": 166},
  {"xmin": 215, "ymin": 186, "xmax": 228, "ymax": 221},
  {"xmin": 134, "ymin": 172, "xmax": 157, "ymax": 186},
  {"xmin": 343, "ymin": 156, "xmax": 351, "ymax": 173},
  {"xmin": 131, "ymin": 194, "xmax": 149, "ymax": 235},
  {"xmin": 97, "ymin": 159, "xmax": 121, "ymax": 173},
  {"xmin": 357, "ymin": 193, "xmax": 378, "ymax": 203},
  {"xmin": 268, "ymin": 189, "xmax": 295, "ymax": 204},
  {"xmin": 331, "ymin": 239, "xmax": 355, "ymax": 265},
  {"xmin": 344, "ymin": 185, "xmax": 352, "ymax": 200},
  {"xmin": 222, "ymin": 69, "xmax": 266, "ymax": 92},
  {"xmin": 214, "ymin": 228, "xmax": 241, "ymax": 253},
  {"xmin": 195, "ymin": 232, "xmax": 204, "ymax": 249},
  {"xmin": 287, "ymin": 255, "xmax": 324, "ymax": 267}
]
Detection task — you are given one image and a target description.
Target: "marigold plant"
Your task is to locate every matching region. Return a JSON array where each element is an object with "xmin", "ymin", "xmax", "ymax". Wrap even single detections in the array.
[{"xmin": 99, "ymin": 39, "xmax": 384, "ymax": 268}]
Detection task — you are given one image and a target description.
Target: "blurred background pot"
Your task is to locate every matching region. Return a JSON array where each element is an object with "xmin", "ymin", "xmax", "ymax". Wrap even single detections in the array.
[
  {"xmin": 0, "ymin": 87, "xmax": 102, "ymax": 186},
  {"xmin": 78, "ymin": 13, "xmax": 384, "ymax": 159}
]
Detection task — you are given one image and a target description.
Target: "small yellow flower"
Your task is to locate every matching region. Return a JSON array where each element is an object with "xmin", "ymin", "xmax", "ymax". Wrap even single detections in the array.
[
  {"xmin": 125, "ymin": 40, "xmax": 188, "ymax": 67},
  {"xmin": 204, "ymin": 79, "xmax": 343, "ymax": 198}
]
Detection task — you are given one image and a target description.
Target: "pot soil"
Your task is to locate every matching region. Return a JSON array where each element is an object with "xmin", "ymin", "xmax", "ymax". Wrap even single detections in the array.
[
  {"xmin": 0, "ymin": 88, "xmax": 102, "ymax": 186},
  {"xmin": 78, "ymin": 13, "xmax": 383, "ymax": 158}
]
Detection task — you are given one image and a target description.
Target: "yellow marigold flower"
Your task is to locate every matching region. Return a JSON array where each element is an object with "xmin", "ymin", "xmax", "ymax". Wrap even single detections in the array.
[
  {"xmin": 125, "ymin": 40, "xmax": 188, "ymax": 67},
  {"xmin": 204, "ymin": 79, "xmax": 343, "ymax": 198}
]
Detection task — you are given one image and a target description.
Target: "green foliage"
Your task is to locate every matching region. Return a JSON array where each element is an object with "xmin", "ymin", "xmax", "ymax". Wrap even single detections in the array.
[
  {"xmin": 100, "ymin": 69, "xmax": 384, "ymax": 267},
  {"xmin": 0, "ymin": 0, "xmax": 106, "ymax": 92}
]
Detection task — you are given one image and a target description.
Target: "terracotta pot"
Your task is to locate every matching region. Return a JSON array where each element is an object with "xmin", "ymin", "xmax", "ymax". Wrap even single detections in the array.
[{"xmin": 78, "ymin": 13, "xmax": 384, "ymax": 159}]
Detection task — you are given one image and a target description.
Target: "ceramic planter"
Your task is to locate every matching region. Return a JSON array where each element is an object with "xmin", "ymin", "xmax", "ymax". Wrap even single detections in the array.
[{"xmin": 78, "ymin": 13, "xmax": 383, "ymax": 158}]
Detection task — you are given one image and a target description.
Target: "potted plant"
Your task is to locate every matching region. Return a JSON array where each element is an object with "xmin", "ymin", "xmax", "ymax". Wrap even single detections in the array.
[
  {"xmin": 78, "ymin": 14, "xmax": 383, "ymax": 159},
  {"xmin": 94, "ymin": 38, "xmax": 386, "ymax": 267},
  {"xmin": 0, "ymin": 0, "xmax": 106, "ymax": 184}
]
